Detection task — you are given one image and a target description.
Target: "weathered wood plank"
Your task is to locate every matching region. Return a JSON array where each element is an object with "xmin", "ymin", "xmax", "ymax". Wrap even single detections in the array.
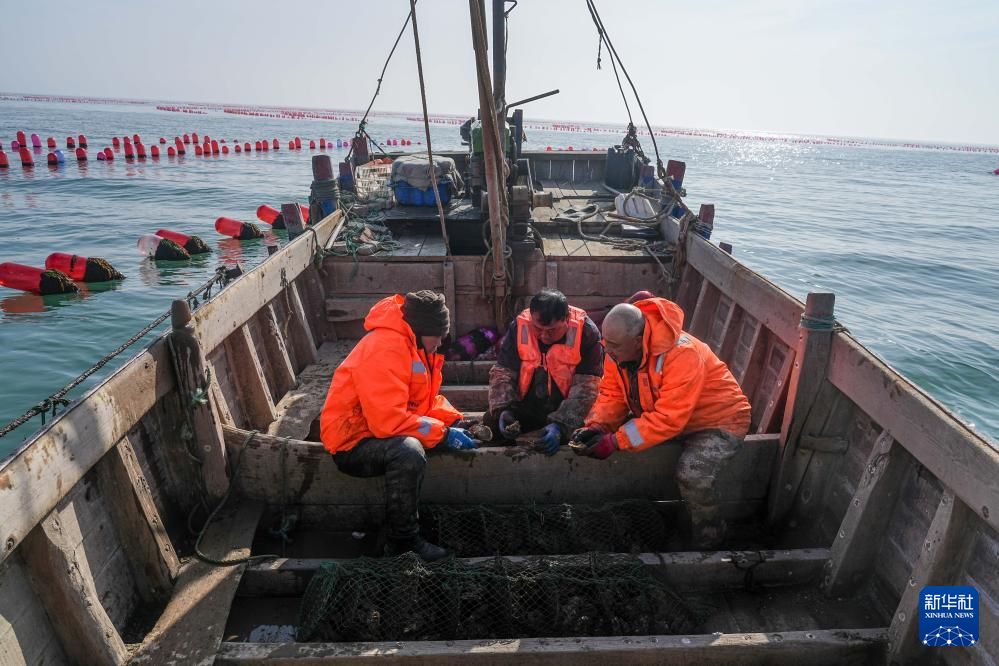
[
  {"xmin": 223, "ymin": 427, "xmax": 776, "ymax": 511},
  {"xmin": 887, "ymin": 490, "xmax": 972, "ymax": 664},
  {"xmin": 0, "ymin": 339, "xmax": 175, "ymax": 565},
  {"xmin": 822, "ymin": 432, "xmax": 913, "ymax": 596},
  {"xmin": 752, "ymin": 339, "xmax": 795, "ymax": 434},
  {"xmin": 684, "ymin": 234, "xmax": 803, "ymax": 347},
  {"xmin": 132, "ymin": 500, "xmax": 264, "ymax": 664},
  {"xmin": 95, "ymin": 437, "xmax": 180, "ymax": 603},
  {"xmin": 268, "ymin": 341, "xmax": 354, "ymax": 441},
  {"xmin": 223, "ymin": 326, "xmax": 278, "ymax": 430},
  {"xmin": 688, "ymin": 279, "xmax": 722, "ymax": 342},
  {"xmin": 768, "ymin": 293, "xmax": 836, "ymax": 524},
  {"xmin": 191, "ymin": 211, "xmax": 342, "ymax": 354},
  {"xmin": 828, "ymin": 333, "xmax": 999, "ymax": 533},
  {"xmin": 215, "ymin": 628, "xmax": 887, "ymax": 665},
  {"xmin": 443, "ymin": 261, "xmax": 457, "ymax": 337},
  {"xmin": 260, "ymin": 305, "xmax": 298, "ymax": 398},
  {"xmin": 0, "ymin": 552, "xmax": 68, "ymax": 665},
  {"xmin": 22, "ymin": 512, "xmax": 129, "ymax": 665},
  {"xmin": 287, "ymin": 282, "xmax": 319, "ymax": 367}
]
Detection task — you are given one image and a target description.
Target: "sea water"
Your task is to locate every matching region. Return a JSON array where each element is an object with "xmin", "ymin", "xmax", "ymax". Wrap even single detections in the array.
[{"xmin": 1, "ymin": 100, "xmax": 997, "ymax": 456}]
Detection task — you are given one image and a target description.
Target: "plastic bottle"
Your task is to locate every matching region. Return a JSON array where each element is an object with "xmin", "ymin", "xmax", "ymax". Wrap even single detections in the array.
[{"xmin": 137, "ymin": 234, "xmax": 165, "ymax": 256}]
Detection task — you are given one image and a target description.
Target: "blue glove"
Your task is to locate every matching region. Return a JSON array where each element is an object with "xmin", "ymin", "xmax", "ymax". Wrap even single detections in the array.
[
  {"xmin": 444, "ymin": 427, "xmax": 478, "ymax": 451},
  {"xmin": 537, "ymin": 423, "xmax": 564, "ymax": 456},
  {"xmin": 498, "ymin": 410, "xmax": 519, "ymax": 438}
]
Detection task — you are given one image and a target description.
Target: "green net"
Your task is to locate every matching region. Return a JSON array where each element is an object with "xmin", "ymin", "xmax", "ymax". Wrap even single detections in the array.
[
  {"xmin": 420, "ymin": 500, "xmax": 672, "ymax": 557},
  {"xmin": 297, "ymin": 552, "xmax": 698, "ymax": 642}
]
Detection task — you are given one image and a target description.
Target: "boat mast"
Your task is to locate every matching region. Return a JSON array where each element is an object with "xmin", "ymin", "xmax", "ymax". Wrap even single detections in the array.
[
  {"xmin": 469, "ymin": 0, "xmax": 510, "ymax": 329},
  {"xmin": 492, "ymin": 0, "xmax": 506, "ymax": 155}
]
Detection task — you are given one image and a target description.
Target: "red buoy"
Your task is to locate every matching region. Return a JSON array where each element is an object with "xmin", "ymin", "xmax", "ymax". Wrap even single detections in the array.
[
  {"xmin": 256, "ymin": 205, "xmax": 280, "ymax": 224},
  {"xmin": 136, "ymin": 143, "xmax": 147, "ymax": 158},
  {"xmin": 295, "ymin": 137, "xmax": 302, "ymax": 149},
  {"xmin": 272, "ymin": 139, "xmax": 280, "ymax": 150},
  {"xmin": 320, "ymin": 138, "xmax": 327, "ymax": 149},
  {"xmin": 16, "ymin": 131, "xmax": 27, "ymax": 147},
  {"xmin": 46, "ymin": 137, "xmax": 56, "ymax": 149},
  {"xmin": 234, "ymin": 144, "xmax": 242, "ymax": 153},
  {"xmin": 75, "ymin": 147, "xmax": 87, "ymax": 161},
  {"xmin": 215, "ymin": 216, "xmax": 263, "ymax": 240},
  {"xmin": 201, "ymin": 134, "xmax": 208, "ymax": 144},
  {"xmin": 159, "ymin": 137, "xmax": 167, "ymax": 144},
  {"xmin": 112, "ymin": 137, "xmax": 121, "ymax": 148},
  {"xmin": 221, "ymin": 145, "xmax": 229, "ymax": 155},
  {"xmin": 174, "ymin": 139, "xmax": 185, "ymax": 155},
  {"xmin": 244, "ymin": 142, "xmax": 251, "ymax": 152},
  {"xmin": 103, "ymin": 147, "xmax": 114, "ymax": 161},
  {"xmin": 97, "ymin": 151, "xmax": 106, "ymax": 161},
  {"xmin": 19, "ymin": 147, "xmax": 34, "ymax": 167},
  {"xmin": 254, "ymin": 141, "xmax": 262, "ymax": 151},
  {"xmin": 0, "ymin": 263, "xmax": 78, "ymax": 295},
  {"xmin": 44, "ymin": 253, "xmax": 88, "ymax": 280},
  {"xmin": 183, "ymin": 134, "xmax": 191, "ymax": 144},
  {"xmin": 288, "ymin": 140, "xmax": 295, "ymax": 150},
  {"xmin": 262, "ymin": 140, "xmax": 269, "ymax": 151},
  {"xmin": 78, "ymin": 134, "xmax": 88, "ymax": 148},
  {"xmin": 66, "ymin": 136, "xmax": 76, "ymax": 149},
  {"xmin": 211, "ymin": 140, "xmax": 220, "ymax": 154},
  {"xmin": 309, "ymin": 140, "xmax": 316, "ymax": 149},
  {"xmin": 191, "ymin": 132, "xmax": 199, "ymax": 144},
  {"xmin": 194, "ymin": 144, "xmax": 204, "ymax": 156},
  {"xmin": 47, "ymin": 152, "xmax": 58, "ymax": 165},
  {"xmin": 150, "ymin": 145, "xmax": 160, "ymax": 158},
  {"xmin": 167, "ymin": 146, "xmax": 177, "ymax": 157},
  {"xmin": 132, "ymin": 134, "xmax": 141, "ymax": 145},
  {"xmin": 155, "ymin": 229, "xmax": 212, "ymax": 253},
  {"xmin": 124, "ymin": 143, "xmax": 135, "ymax": 159},
  {"xmin": 0, "ymin": 150, "xmax": 7, "ymax": 168}
]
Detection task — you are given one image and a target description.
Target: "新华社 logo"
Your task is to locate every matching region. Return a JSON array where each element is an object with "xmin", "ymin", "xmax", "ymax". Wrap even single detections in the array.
[{"xmin": 919, "ymin": 586, "xmax": 978, "ymax": 647}]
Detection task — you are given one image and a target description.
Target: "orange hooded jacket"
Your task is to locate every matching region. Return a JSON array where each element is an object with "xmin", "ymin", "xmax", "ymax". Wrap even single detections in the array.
[
  {"xmin": 320, "ymin": 295, "xmax": 463, "ymax": 454},
  {"xmin": 585, "ymin": 297, "xmax": 751, "ymax": 451}
]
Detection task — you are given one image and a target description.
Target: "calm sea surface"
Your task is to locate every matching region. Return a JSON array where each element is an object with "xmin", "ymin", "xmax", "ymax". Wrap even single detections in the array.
[{"xmin": 1, "ymin": 101, "xmax": 997, "ymax": 456}]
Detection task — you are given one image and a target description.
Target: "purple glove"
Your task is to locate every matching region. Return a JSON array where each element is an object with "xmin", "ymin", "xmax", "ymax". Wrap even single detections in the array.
[
  {"xmin": 537, "ymin": 423, "xmax": 564, "ymax": 456},
  {"xmin": 585, "ymin": 432, "xmax": 618, "ymax": 459}
]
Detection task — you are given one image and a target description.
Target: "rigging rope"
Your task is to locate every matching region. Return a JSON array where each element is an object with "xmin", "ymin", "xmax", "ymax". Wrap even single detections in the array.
[{"xmin": 409, "ymin": 0, "xmax": 453, "ymax": 261}]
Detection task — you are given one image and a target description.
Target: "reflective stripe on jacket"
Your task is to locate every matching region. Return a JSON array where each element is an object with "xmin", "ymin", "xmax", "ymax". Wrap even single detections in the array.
[
  {"xmin": 320, "ymin": 294, "xmax": 462, "ymax": 454},
  {"xmin": 585, "ymin": 298, "xmax": 751, "ymax": 451},
  {"xmin": 516, "ymin": 305, "xmax": 587, "ymax": 401}
]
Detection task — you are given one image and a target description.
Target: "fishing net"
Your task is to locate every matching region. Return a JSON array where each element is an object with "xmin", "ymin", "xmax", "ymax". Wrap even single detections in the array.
[
  {"xmin": 182, "ymin": 236, "xmax": 211, "ymax": 254},
  {"xmin": 153, "ymin": 238, "xmax": 191, "ymax": 261},
  {"xmin": 420, "ymin": 500, "xmax": 672, "ymax": 557},
  {"xmin": 38, "ymin": 269, "xmax": 79, "ymax": 295},
  {"xmin": 81, "ymin": 257, "xmax": 125, "ymax": 282},
  {"xmin": 297, "ymin": 552, "xmax": 698, "ymax": 642}
]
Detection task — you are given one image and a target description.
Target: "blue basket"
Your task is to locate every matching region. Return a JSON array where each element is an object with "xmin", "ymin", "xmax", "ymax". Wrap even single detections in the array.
[{"xmin": 393, "ymin": 181, "xmax": 450, "ymax": 206}]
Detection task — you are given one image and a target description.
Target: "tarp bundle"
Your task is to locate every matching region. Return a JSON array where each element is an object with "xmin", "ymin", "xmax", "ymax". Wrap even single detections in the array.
[
  {"xmin": 389, "ymin": 153, "xmax": 463, "ymax": 193},
  {"xmin": 297, "ymin": 552, "xmax": 698, "ymax": 642}
]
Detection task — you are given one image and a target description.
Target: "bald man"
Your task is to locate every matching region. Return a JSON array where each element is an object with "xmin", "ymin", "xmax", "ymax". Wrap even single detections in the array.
[{"xmin": 571, "ymin": 298, "xmax": 751, "ymax": 549}]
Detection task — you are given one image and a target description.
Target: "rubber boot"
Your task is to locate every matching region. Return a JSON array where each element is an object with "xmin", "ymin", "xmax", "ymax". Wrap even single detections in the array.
[{"xmin": 385, "ymin": 536, "xmax": 448, "ymax": 562}]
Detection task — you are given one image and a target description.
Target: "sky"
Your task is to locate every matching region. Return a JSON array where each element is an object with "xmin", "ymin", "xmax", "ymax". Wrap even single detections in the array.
[{"xmin": 2, "ymin": 0, "xmax": 997, "ymax": 145}]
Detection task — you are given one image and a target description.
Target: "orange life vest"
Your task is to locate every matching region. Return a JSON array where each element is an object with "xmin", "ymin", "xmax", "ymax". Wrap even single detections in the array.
[{"xmin": 516, "ymin": 305, "xmax": 587, "ymax": 401}]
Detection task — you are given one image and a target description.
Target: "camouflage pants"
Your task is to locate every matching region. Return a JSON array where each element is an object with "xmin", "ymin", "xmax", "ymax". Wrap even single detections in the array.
[
  {"xmin": 674, "ymin": 429, "xmax": 743, "ymax": 549},
  {"xmin": 333, "ymin": 436, "xmax": 426, "ymax": 539}
]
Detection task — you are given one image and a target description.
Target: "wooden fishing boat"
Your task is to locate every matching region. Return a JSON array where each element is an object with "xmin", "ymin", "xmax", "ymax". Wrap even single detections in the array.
[{"xmin": 2, "ymin": 7, "xmax": 997, "ymax": 666}]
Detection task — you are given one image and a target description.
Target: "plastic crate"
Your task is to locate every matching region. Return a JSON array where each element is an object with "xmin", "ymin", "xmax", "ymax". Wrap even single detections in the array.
[
  {"xmin": 393, "ymin": 181, "xmax": 450, "ymax": 206},
  {"xmin": 354, "ymin": 163, "xmax": 394, "ymax": 208}
]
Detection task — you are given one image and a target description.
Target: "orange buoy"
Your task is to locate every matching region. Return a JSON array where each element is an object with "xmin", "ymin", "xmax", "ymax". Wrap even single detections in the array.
[
  {"xmin": 155, "ymin": 229, "xmax": 212, "ymax": 254},
  {"xmin": 46, "ymin": 137, "xmax": 56, "ymax": 148},
  {"xmin": 215, "ymin": 216, "xmax": 263, "ymax": 240},
  {"xmin": 0, "ymin": 150, "xmax": 8, "ymax": 168},
  {"xmin": 66, "ymin": 136, "xmax": 76, "ymax": 149},
  {"xmin": 19, "ymin": 147, "xmax": 34, "ymax": 167},
  {"xmin": 0, "ymin": 263, "xmax": 78, "ymax": 295},
  {"xmin": 75, "ymin": 147, "xmax": 87, "ymax": 161},
  {"xmin": 78, "ymin": 134, "xmax": 88, "ymax": 148},
  {"xmin": 44, "ymin": 253, "xmax": 124, "ymax": 282}
]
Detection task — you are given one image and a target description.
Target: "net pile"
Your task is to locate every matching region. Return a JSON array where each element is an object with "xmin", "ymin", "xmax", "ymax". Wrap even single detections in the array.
[
  {"xmin": 420, "ymin": 500, "xmax": 671, "ymax": 557},
  {"xmin": 298, "ymin": 552, "xmax": 698, "ymax": 642}
]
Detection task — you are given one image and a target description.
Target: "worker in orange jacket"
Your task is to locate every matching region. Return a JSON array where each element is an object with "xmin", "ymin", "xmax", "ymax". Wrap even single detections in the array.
[
  {"xmin": 572, "ymin": 297, "xmax": 752, "ymax": 548},
  {"xmin": 320, "ymin": 291, "xmax": 479, "ymax": 561}
]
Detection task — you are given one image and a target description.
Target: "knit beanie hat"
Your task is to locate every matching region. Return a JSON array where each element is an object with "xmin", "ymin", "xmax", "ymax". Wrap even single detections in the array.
[{"xmin": 402, "ymin": 290, "xmax": 450, "ymax": 338}]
